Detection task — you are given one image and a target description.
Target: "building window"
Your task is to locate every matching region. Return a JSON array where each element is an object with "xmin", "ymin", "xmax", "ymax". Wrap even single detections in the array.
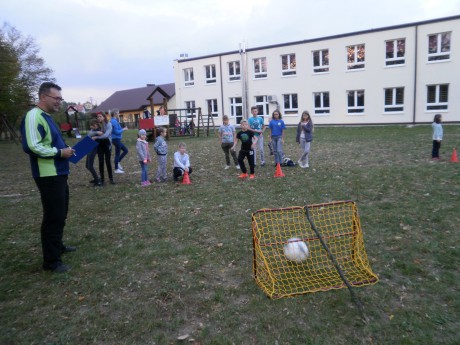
[
  {"xmin": 347, "ymin": 90, "xmax": 365, "ymax": 113},
  {"xmin": 385, "ymin": 39, "xmax": 405, "ymax": 66},
  {"xmin": 228, "ymin": 61, "xmax": 240, "ymax": 81},
  {"xmin": 206, "ymin": 99, "xmax": 218, "ymax": 117},
  {"xmin": 253, "ymin": 57, "xmax": 267, "ymax": 79},
  {"xmin": 347, "ymin": 44, "xmax": 365, "ymax": 70},
  {"xmin": 313, "ymin": 49, "xmax": 329, "ymax": 73},
  {"xmin": 313, "ymin": 92, "xmax": 330, "ymax": 114},
  {"xmin": 384, "ymin": 87, "xmax": 404, "ymax": 112},
  {"xmin": 185, "ymin": 100, "xmax": 196, "ymax": 118},
  {"xmin": 230, "ymin": 97, "xmax": 243, "ymax": 124},
  {"xmin": 254, "ymin": 96, "xmax": 269, "ymax": 117},
  {"xmin": 427, "ymin": 84, "xmax": 448, "ymax": 110},
  {"xmin": 283, "ymin": 94, "xmax": 298, "ymax": 114},
  {"xmin": 205, "ymin": 65, "xmax": 216, "ymax": 84},
  {"xmin": 184, "ymin": 68, "xmax": 194, "ymax": 86},
  {"xmin": 281, "ymin": 54, "xmax": 296, "ymax": 76},
  {"xmin": 428, "ymin": 32, "xmax": 451, "ymax": 62}
]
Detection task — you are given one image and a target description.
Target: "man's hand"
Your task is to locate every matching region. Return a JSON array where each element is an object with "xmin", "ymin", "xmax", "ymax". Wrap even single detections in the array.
[{"xmin": 60, "ymin": 147, "xmax": 75, "ymax": 158}]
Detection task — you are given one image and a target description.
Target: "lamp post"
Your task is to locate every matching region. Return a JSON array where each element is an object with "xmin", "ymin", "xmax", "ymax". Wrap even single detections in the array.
[{"xmin": 240, "ymin": 41, "xmax": 249, "ymax": 119}]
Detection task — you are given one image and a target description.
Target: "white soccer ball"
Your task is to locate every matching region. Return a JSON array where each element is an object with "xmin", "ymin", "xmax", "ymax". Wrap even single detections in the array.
[{"xmin": 283, "ymin": 237, "xmax": 309, "ymax": 262}]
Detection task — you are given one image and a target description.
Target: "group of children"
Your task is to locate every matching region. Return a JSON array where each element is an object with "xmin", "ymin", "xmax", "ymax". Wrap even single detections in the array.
[
  {"xmin": 86, "ymin": 110, "xmax": 443, "ymax": 187},
  {"xmin": 218, "ymin": 107, "xmax": 314, "ymax": 179},
  {"xmin": 136, "ymin": 127, "xmax": 192, "ymax": 186},
  {"xmin": 131, "ymin": 107, "xmax": 313, "ymax": 186}
]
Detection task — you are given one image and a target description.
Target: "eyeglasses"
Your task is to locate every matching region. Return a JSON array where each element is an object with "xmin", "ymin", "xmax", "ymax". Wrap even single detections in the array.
[{"xmin": 45, "ymin": 94, "xmax": 64, "ymax": 102}]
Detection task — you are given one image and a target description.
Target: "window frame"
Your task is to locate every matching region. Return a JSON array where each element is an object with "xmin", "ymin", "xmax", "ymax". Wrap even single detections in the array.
[
  {"xmin": 347, "ymin": 90, "xmax": 365, "ymax": 114},
  {"xmin": 283, "ymin": 93, "xmax": 298, "ymax": 114},
  {"xmin": 313, "ymin": 92, "xmax": 330, "ymax": 115},
  {"xmin": 228, "ymin": 61, "xmax": 241, "ymax": 81},
  {"xmin": 281, "ymin": 54, "xmax": 296, "ymax": 76},
  {"xmin": 428, "ymin": 32, "xmax": 451, "ymax": 62},
  {"xmin": 229, "ymin": 97, "xmax": 243, "ymax": 124},
  {"xmin": 254, "ymin": 95, "xmax": 269, "ymax": 117},
  {"xmin": 312, "ymin": 49, "xmax": 329, "ymax": 73},
  {"xmin": 185, "ymin": 100, "xmax": 196, "ymax": 118},
  {"xmin": 205, "ymin": 64, "xmax": 216, "ymax": 84},
  {"xmin": 346, "ymin": 44, "xmax": 365, "ymax": 70},
  {"xmin": 426, "ymin": 84, "xmax": 449, "ymax": 111},
  {"xmin": 253, "ymin": 57, "xmax": 267, "ymax": 79},
  {"xmin": 206, "ymin": 99, "xmax": 219, "ymax": 117},
  {"xmin": 384, "ymin": 87, "xmax": 404, "ymax": 113},
  {"xmin": 183, "ymin": 68, "xmax": 194, "ymax": 87},
  {"xmin": 385, "ymin": 39, "xmax": 406, "ymax": 66}
]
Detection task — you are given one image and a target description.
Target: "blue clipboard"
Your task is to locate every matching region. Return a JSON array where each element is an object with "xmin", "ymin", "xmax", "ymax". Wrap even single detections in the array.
[{"xmin": 69, "ymin": 136, "xmax": 99, "ymax": 164}]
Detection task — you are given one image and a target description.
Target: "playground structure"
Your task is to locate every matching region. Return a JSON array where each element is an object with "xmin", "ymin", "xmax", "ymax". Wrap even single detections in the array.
[
  {"xmin": 252, "ymin": 201, "xmax": 378, "ymax": 299},
  {"xmin": 139, "ymin": 107, "xmax": 215, "ymax": 140}
]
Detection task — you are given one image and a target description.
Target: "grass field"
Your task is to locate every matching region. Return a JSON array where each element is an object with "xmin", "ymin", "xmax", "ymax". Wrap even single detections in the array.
[{"xmin": 0, "ymin": 124, "xmax": 459, "ymax": 345}]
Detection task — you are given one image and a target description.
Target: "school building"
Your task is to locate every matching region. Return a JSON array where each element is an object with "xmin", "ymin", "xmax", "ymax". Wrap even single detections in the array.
[{"xmin": 173, "ymin": 15, "xmax": 460, "ymax": 126}]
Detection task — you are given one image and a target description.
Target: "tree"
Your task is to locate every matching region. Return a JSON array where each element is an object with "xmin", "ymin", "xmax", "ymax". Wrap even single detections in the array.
[{"xmin": 0, "ymin": 22, "xmax": 55, "ymax": 127}]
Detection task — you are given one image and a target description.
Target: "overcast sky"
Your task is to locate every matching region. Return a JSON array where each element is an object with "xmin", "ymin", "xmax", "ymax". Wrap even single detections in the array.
[{"xmin": 1, "ymin": 0, "xmax": 459, "ymax": 105}]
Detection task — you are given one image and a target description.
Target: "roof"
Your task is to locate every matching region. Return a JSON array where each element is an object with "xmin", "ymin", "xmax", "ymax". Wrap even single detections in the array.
[
  {"xmin": 93, "ymin": 83, "xmax": 175, "ymax": 113},
  {"xmin": 177, "ymin": 14, "xmax": 460, "ymax": 62}
]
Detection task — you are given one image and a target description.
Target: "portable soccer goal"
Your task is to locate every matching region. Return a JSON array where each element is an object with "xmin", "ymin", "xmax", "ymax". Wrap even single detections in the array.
[{"xmin": 252, "ymin": 200, "xmax": 378, "ymax": 299}]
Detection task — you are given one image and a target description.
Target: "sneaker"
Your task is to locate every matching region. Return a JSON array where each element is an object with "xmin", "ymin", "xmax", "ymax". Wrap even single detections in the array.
[
  {"xmin": 304, "ymin": 163, "xmax": 310, "ymax": 168},
  {"xmin": 155, "ymin": 178, "xmax": 162, "ymax": 183},
  {"xmin": 236, "ymin": 165, "xmax": 240, "ymax": 170},
  {"xmin": 44, "ymin": 263, "xmax": 70, "ymax": 273},
  {"xmin": 118, "ymin": 163, "xmax": 123, "ymax": 170},
  {"xmin": 238, "ymin": 173, "xmax": 248, "ymax": 179},
  {"xmin": 224, "ymin": 165, "xmax": 231, "ymax": 170},
  {"xmin": 261, "ymin": 162, "xmax": 265, "ymax": 167},
  {"xmin": 249, "ymin": 174, "xmax": 255, "ymax": 179},
  {"xmin": 114, "ymin": 169, "xmax": 125, "ymax": 174}
]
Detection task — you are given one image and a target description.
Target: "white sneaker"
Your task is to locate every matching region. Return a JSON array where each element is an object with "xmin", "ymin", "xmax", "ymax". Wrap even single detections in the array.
[
  {"xmin": 236, "ymin": 165, "xmax": 240, "ymax": 170},
  {"xmin": 114, "ymin": 169, "xmax": 125, "ymax": 174},
  {"xmin": 118, "ymin": 163, "xmax": 123, "ymax": 170},
  {"xmin": 224, "ymin": 165, "xmax": 230, "ymax": 170},
  {"xmin": 305, "ymin": 163, "xmax": 309, "ymax": 168}
]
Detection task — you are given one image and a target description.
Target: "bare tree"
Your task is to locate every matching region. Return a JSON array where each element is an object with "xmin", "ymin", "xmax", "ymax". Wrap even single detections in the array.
[{"xmin": 0, "ymin": 22, "xmax": 55, "ymax": 127}]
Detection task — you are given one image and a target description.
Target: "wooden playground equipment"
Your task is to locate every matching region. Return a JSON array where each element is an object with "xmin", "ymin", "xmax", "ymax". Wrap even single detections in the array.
[{"xmin": 139, "ymin": 107, "xmax": 215, "ymax": 140}]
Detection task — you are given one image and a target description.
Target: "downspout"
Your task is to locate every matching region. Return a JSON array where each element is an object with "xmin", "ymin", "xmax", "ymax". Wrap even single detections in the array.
[
  {"xmin": 412, "ymin": 25, "xmax": 418, "ymax": 124},
  {"xmin": 219, "ymin": 55, "xmax": 224, "ymax": 119},
  {"xmin": 240, "ymin": 42, "xmax": 249, "ymax": 120}
]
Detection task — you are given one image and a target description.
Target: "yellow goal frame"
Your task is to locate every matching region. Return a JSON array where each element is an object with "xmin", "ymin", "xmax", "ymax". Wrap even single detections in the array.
[{"xmin": 252, "ymin": 201, "xmax": 378, "ymax": 299}]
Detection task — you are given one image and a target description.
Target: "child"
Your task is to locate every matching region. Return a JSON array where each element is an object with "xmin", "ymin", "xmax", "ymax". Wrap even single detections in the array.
[
  {"xmin": 296, "ymin": 110, "xmax": 314, "ymax": 168},
  {"xmin": 86, "ymin": 119, "xmax": 102, "ymax": 187},
  {"xmin": 153, "ymin": 127, "xmax": 168, "ymax": 182},
  {"xmin": 136, "ymin": 129, "xmax": 151, "ymax": 186},
  {"xmin": 218, "ymin": 115, "xmax": 239, "ymax": 170},
  {"xmin": 248, "ymin": 106, "xmax": 266, "ymax": 166},
  {"xmin": 173, "ymin": 142, "xmax": 192, "ymax": 181},
  {"xmin": 232, "ymin": 119, "xmax": 258, "ymax": 179},
  {"xmin": 431, "ymin": 114, "xmax": 443, "ymax": 160},
  {"xmin": 268, "ymin": 110, "xmax": 286, "ymax": 167}
]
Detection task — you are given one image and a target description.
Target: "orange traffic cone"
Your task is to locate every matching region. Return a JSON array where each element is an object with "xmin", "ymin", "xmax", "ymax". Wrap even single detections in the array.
[
  {"xmin": 274, "ymin": 163, "xmax": 285, "ymax": 177},
  {"xmin": 451, "ymin": 148, "xmax": 459, "ymax": 163},
  {"xmin": 182, "ymin": 171, "xmax": 191, "ymax": 184}
]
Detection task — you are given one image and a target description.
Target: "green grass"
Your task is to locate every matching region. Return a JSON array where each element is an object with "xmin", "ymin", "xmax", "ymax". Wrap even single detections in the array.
[{"xmin": 1, "ymin": 125, "xmax": 459, "ymax": 344}]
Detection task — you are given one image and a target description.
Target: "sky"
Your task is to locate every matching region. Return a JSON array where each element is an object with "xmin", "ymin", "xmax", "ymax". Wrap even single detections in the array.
[{"xmin": 1, "ymin": 0, "xmax": 459, "ymax": 105}]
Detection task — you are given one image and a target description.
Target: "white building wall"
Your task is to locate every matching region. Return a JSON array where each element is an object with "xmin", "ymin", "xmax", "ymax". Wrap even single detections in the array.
[
  {"xmin": 173, "ymin": 16, "xmax": 460, "ymax": 126},
  {"xmin": 416, "ymin": 18, "xmax": 460, "ymax": 123}
]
